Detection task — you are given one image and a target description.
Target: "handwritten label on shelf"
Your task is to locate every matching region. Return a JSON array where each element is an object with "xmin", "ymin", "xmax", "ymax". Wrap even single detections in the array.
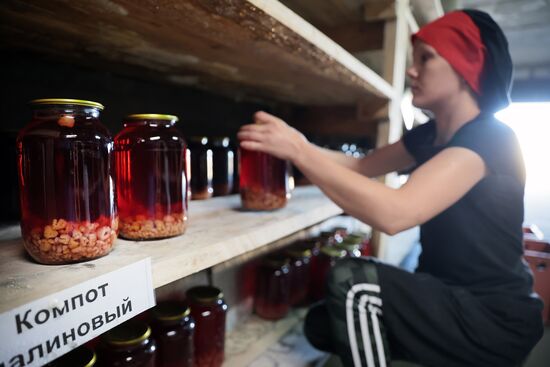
[{"xmin": 0, "ymin": 258, "xmax": 155, "ymax": 367}]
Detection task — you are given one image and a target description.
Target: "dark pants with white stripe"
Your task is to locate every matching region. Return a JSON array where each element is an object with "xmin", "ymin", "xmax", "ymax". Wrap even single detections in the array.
[{"xmin": 304, "ymin": 257, "xmax": 544, "ymax": 367}]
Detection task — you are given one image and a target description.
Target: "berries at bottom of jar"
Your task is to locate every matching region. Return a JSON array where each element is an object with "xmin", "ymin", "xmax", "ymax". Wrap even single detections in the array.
[
  {"xmin": 240, "ymin": 187, "xmax": 287, "ymax": 210},
  {"xmin": 119, "ymin": 213, "xmax": 186, "ymax": 240},
  {"xmin": 24, "ymin": 217, "xmax": 118, "ymax": 264}
]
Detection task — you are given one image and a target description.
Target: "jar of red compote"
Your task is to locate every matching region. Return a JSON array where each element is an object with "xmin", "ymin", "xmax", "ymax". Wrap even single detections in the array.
[
  {"xmin": 239, "ymin": 148, "xmax": 288, "ymax": 210},
  {"xmin": 186, "ymin": 286, "xmax": 228, "ymax": 367},
  {"xmin": 255, "ymin": 256, "xmax": 291, "ymax": 320},
  {"xmin": 284, "ymin": 247, "xmax": 312, "ymax": 307},
  {"xmin": 151, "ymin": 301, "xmax": 195, "ymax": 367},
  {"xmin": 114, "ymin": 114, "xmax": 187, "ymax": 240},
  {"xmin": 188, "ymin": 137, "xmax": 213, "ymax": 200},
  {"xmin": 46, "ymin": 346, "xmax": 96, "ymax": 366},
  {"xmin": 210, "ymin": 137, "xmax": 234, "ymax": 196},
  {"xmin": 17, "ymin": 99, "xmax": 117, "ymax": 264},
  {"xmin": 98, "ymin": 320, "xmax": 156, "ymax": 367},
  {"xmin": 310, "ymin": 246, "xmax": 347, "ymax": 301}
]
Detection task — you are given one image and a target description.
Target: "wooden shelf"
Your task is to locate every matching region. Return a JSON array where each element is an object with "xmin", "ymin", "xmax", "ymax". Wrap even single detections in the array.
[
  {"xmin": 0, "ymin": 186, "xmax": 342, "ymax": 314},
  {"xmin": 0, "ymin": 0, "xmax": 393, "ymax": 105}
]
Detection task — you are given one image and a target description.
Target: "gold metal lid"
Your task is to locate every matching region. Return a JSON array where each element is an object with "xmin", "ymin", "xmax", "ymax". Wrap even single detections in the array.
[
  {"xmin": 186, "ymin": 286, "xmax": 223, "ymax": 304},
  {"xmin": 151, "ymin": 301, "xmax": 191, "ymax": 321},
  {"xmin": 320, "ymin": 246, "xmax": 347, "ymax": 258},
  {"xmin": 29, "ymin": 98, "xmax": 104, "ymax": 110},
  {"xmin": 48, "ymin": 346, "xmax": 96, "ymax": 367},
  {"xmin": 102, "ymin": 320, "xmax": 151, "ymax": 347},
  {"xmin": 285, "ymin": 247, "xmax": 312, "ymax": 259},
  {"xmin": 126, "ymin": 114, "xmax": 179, "ymax": 122}
]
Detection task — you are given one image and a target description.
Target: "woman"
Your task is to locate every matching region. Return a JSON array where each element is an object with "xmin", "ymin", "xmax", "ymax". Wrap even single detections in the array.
[{"xmin": 238, "ymin": 9, "xmax": 543, "ymax": 367}]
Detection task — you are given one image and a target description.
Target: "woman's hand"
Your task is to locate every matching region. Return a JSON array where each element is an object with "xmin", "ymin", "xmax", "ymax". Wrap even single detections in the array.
[{"xmin": 237, "ymin": 111, "xmax": 308, "ymax": 162}]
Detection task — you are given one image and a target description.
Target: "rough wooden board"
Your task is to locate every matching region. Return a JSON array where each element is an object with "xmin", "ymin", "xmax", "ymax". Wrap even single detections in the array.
[
  {"xmin": 0, "ymin": 186, "xmax": 342, "ymax": 313},
  {"xmin": 0, "ymin": 0, "xmax": 392, "ymax": 105}
]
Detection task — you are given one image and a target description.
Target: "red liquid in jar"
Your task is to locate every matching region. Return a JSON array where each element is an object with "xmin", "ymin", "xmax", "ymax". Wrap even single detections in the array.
[
  {"xmin": 239, "ymin": 148, "xmax": 288, "ymax": 210},
  {"xmin": 255, "ymin": 258, "xmax": 290, "ymax": 320},
  {"xmin": 115, "ymin": 116, "xmax": 187, "ymax": 240},
  {"xmin": 17, "ymin": 102, "xmax": 117, "ymax": 264}
]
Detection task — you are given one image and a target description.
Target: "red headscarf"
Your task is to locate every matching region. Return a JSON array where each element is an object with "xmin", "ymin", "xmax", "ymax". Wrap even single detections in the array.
[{"xmin": 412, "ymin": 11, "xmax": 486, "ymax": 95}]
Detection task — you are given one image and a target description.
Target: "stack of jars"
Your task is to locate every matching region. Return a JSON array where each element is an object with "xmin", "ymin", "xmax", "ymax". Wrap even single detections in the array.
[
  {"xmin": 47, "ymin": 286, "xmax": 228, "ymax": 367},
  {"xmin": 252, "ymin": 226, "xmax": 372, "ymax": 318}
]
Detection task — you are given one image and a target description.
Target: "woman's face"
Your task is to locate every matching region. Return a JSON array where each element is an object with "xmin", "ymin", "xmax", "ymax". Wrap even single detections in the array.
[{"xmin": 407, "ymin": 41, "xmax": 466, "ymax": 111}]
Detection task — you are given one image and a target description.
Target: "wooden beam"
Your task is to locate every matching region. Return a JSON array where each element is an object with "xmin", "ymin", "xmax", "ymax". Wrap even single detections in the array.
[
  {"xmin": 364, "ymin": 0, "xmax": 396, "ymax": 21},
  {"xmin": 323, "ymin": 20, "xmax": 385, "ymax": 53},
  {"xmin": 0, "ymin": 0, "xmax": 394, "ymax": 105},
  {"xmin": 291, "ymin": 103, "xmax": 383, "ymax": 138}
]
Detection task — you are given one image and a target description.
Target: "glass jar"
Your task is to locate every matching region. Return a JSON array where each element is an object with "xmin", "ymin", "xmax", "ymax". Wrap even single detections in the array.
[
  {"xmin": 319, "ymin": 231, "xmax": 342, "ymax": 247},
  {"xmin": 17, "ymin": 99, "xmax": 117, "ymax": 264},
  {"xmin": 347, "ymin": 232, "xmax": 372, "ymax": 256},
  {"xmin": 151, "ymin": 301, "xmax": 195, "ymax": 367},
  {"xmin": 188, "ymin": 137, "xmax": 213, "ymax": 200},
  {"xmin": 285, "ymin": 247, "xmax": 312, "ymax": 307},
  {"xmin": 310, "ymin": 246, "xmax": 347, "ymax": 301},
  {"xmin": 255, "ymin": 256, "xmax": 291, "ymax": 320},
  {"xmin": 46, "ymin": 346, "xmax": 96, "ymax": 366},
  {"xmin": 335, "ymin": 239, "xmax": 362, "ymax": 258},
  {"xmin": 210, "ymin": 137, "xmax": 234, "ymax": 196},
  {"xmin": 186, "ymin": 286, "xmax": 228, "ymax": 367},
  {"xmin": 98, "ymin": 320, "xmax": 156, "ymax": 367},
  {"xmin": 239, "ymin": 148, "xmax": 288, "ymax": 210},
  {"xmin": 115, "ymin": 114, "xmax": 187, "ymax": 240}
]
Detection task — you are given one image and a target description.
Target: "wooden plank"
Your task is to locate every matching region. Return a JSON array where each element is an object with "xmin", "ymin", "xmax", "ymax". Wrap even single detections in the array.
[
  {"xmin": 0, "ymin": 186, "xmax": 342, "ymax": 314},
  {"xmin": 323, "ymin": 20, "xmax": 385, "ymax": 53},
  {"xmin": 364, "ymin": 0, "xmax": 396, "ymax": 21},
  {"xmin": 0, "ymin": 0, "xmax": 393, "ymax": 105},
  {"xmin": 291, "ymin": 101, "xmax": 384, "ymax": 139},
  {"xmin": 280, "ymin": 0, "xmax": 365, "ymax": 28}
]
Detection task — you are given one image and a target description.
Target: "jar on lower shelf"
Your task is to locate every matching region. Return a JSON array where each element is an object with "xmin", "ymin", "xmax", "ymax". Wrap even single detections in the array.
[
  {"xmin": 186, "ymin": 286, "xmax": 228, "ymax": 367},
  {"xmin": 255, "ymin": 256, "xmax": 291, "ymax": 320},
  {"xmin": 335, "ymin": 238, "xmax": 363, "ymax": 258},
  {"xmin": 151, "ymin": 301, "xmax": 195, "ymax": 367},
  {"xmin": 285, "ymin": 247, "xmax": 312, "ymax": 307},
  {"xmin": 98, "ymin": 320, "xmax": 156, "ymax": 367},
  {"xmin": 17, "ymin": 99, "xmax": 117, "ymax": 264},
  {"xmin": 46, "ymin": 346, "xmax": 96, "ymax": 366},
  {"xmin": 310, "ymin": 246, "xmax": 347, "ymax": 301},
  {"xmin": 115, "ymin": 114, "xmax": 188, "ymax": 241}
]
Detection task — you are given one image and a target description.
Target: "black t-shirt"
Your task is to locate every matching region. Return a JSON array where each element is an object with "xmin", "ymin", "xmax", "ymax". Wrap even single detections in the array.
[{"xmin": 403, "ymin": 113, "xmax": 534, "ymax": 297}]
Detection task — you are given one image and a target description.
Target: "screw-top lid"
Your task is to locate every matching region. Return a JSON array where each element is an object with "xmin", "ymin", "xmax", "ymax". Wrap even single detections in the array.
[
  {"xmin": 261, "ymin": 254, "xmax": 291, "ymax": 268},
  {"xmin": 345, "ymin": 234, "xmax": 366, "ymax": 244},
  {"xmin": 30, "ymin": 98, "xmax": 104, "ymax": 110},
  {"xmin": 101, "ymin": 320, "xmax": 151, "ymax": 347},
  {"xmin": 151, "ymin": 301, "xmax": 191, "ymax": 321},
  {"xmin": 210, "ymin": 136, "xmax": 231, "ymax": 147},
  {"xmin": 125, "ymin": 114, "xmax": 179, "ymax": 122},
  {"xmin": 186, "ymin": 286, "xmax": 224, "ymax": 305},
  {"xmin": 47, "ymin": 346, "xmax": 96, "ymax": 367},
  {"xmin": 285, "ymin": 247, "xmax": 312, "ymax": 259},
  {"xmin": 320, "ymin": 246, "xmax": 347, "ymax": 258}
]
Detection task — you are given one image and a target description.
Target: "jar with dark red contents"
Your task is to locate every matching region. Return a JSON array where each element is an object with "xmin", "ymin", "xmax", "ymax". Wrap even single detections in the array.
[
  {"xmin": 114, "ymin": 114, "xmax": 187, "ymax": 240},
  {"xmin": 186, "ymin": 286, "xmax": 228, "ymax": 367},
  {"xmin": 17, "ymin": 99, "xmax": 117, "ymax": 265},
  {"xmin": 98, "ymin": 320, "xmax": 156, "ymax": 367},
  {"xmin": 347, "ymin": 233, "xmax": 372, "ymax": 256},
  {"xmin": 151, "ymin": 301, "xmax": 195, "ymax": 367},
  {"xmin": 188, "ymin": 137, "xmax": 213, "ymax": 200},
  {"xmin": 239, "ymin": 148, "xmax": 288, "ymax": 210},
  {"xmin": 335, "ymin": 239, "xmax": 362, "ymax": 258},
  {"xmin": 310, "ymin": 246, "xmax": 347, "ymax": 301},
  {"xmin": 285, "ymin": 247, "xmax": 312, "ymax": 307},
  {"xmin": 210, "ymin": 137, "xmax": 234, "ymax": 196},
  {"xmin": 46, "ymin": 346, "xmax": 96, "ymax": 366},
  {"xmin": 255, "ymin": 256, "xmax": 291, "ymax": 320}
]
